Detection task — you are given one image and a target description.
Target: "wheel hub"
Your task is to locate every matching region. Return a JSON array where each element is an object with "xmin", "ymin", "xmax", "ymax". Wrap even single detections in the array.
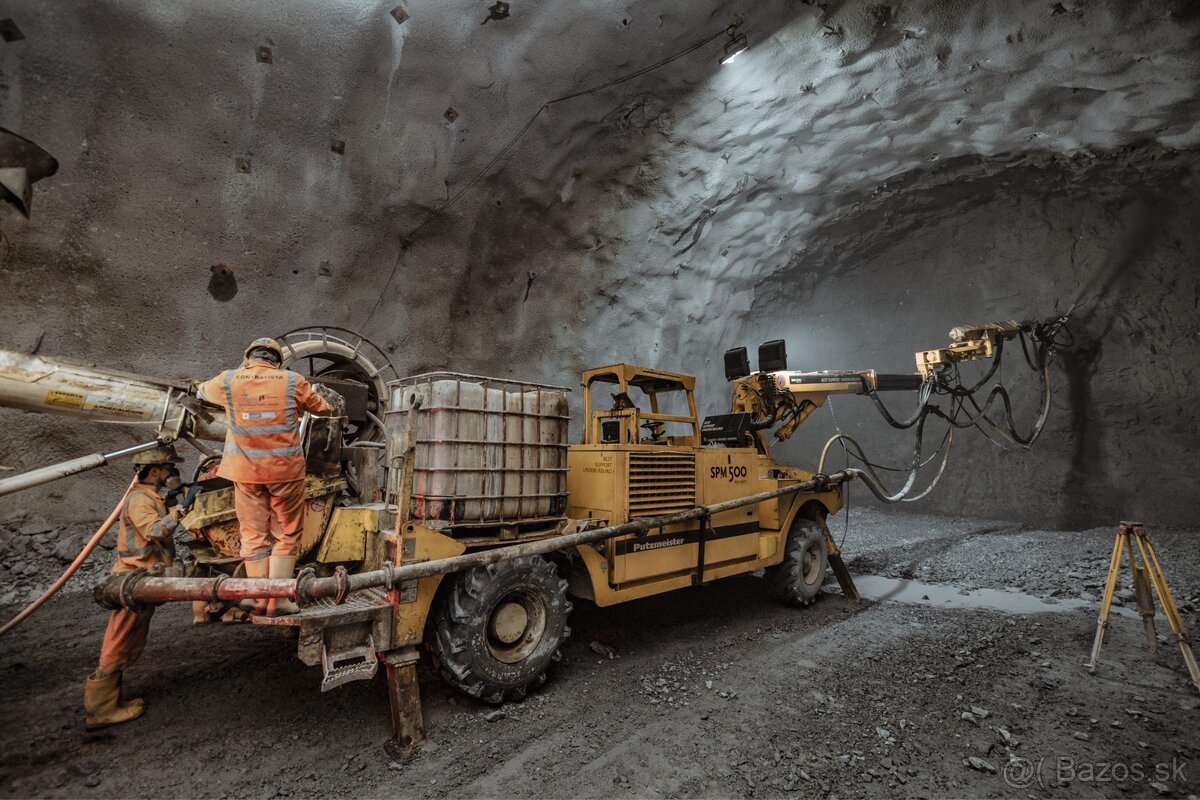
[
  {"xmin": 802, "ymin": 542, "xmax": 821, "ymax": 584},
  {"xmin": 486, "ymin": 589, "xmax": 548, "ymax": 664},
  {"xmin": 490, "ymin": 601, "xmax": 529, "ymax": 644}
]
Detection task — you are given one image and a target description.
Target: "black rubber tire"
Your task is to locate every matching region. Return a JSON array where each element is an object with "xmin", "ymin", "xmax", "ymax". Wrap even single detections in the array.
[
  {"xmin": 765, "ymin": 516, "xmax": 828, "ymax": 606},
  {"xmin": 428, "ymin": 555, "xmax": 572, "ymax": 705}
]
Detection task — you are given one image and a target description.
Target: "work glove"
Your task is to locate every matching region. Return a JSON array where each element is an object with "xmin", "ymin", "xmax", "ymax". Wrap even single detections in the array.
[
  {"xmin": 315, "ymin": 384, "xmax": 346, "ymax": 415},
  {"xmin": 175, "ymin": 482, "xmax": 202, "ymax": 513}
]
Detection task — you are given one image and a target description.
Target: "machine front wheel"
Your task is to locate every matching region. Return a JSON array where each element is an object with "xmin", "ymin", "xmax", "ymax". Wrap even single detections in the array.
[
  {"xmin": 765, "ymin": 516, "xmax": 828, "ymax": 606},
  {"xmin": 428, "ymin": 555, "xmax": 572, "ymax": 704}
]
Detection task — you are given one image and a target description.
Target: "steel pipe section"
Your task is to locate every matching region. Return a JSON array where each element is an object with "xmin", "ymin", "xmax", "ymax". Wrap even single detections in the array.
[
  {"xmin": 0, "ymin": 441, "xmax": 164, "ymax": 498},
  {"xmin": 94, "ymin": 471, "xmax": 853, "ymax": 610}
]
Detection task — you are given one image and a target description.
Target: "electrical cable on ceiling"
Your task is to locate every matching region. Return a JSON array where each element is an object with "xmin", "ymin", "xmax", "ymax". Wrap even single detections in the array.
[{"xmin": 362, "ymin": 23, "xmax": 740, "ymax": 330}]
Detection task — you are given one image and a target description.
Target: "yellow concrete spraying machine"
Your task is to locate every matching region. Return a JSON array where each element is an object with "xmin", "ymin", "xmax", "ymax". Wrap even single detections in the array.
[{"xmin": 0, "ymin": 315, "xmax": 1068, "ymax": 755}]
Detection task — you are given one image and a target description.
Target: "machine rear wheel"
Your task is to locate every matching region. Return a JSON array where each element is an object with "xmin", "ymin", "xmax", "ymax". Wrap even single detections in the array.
[
  {"xmin": 765, "ymin": 516, "xmax": 828, "ymax": 606},
  {"xmin": 428, "ymin": 556, "xmax": 571, "ymax": 704}
]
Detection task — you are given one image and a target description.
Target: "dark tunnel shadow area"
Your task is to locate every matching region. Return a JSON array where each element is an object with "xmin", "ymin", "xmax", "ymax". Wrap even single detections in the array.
[{"xmin": 1057, "ymin": 195, "xmax": 1163, "ymax": 529}]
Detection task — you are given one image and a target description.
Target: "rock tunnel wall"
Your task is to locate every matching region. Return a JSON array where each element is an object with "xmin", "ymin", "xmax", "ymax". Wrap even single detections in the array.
[
  {"xmin": 750, "ymin": 146, "xmax": 1200, "ymax": 529},
  {"xmin": 0, "ymin": 0, "xmax": 1197, "ymax": 527}
]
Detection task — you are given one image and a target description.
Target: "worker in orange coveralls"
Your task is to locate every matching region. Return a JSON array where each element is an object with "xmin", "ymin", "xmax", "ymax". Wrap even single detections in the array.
[
  {"xmin": 196, "ymin": 338, "xmax": 342, "ymax": 616},
  {"xmin": 84, "ymin": 444, "xmax": 186, "ymax": 730}
]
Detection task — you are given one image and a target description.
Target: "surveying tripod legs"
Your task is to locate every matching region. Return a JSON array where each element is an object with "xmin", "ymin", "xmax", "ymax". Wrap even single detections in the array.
[
  {"xmin": 1086, "ymin": 527, "xmax": 1125, "ymax": 673},
  {"xmin": 1086, "ymin": 522, "xmax": 1200, "ymax": 692},
  {"xmin": 1133, "ymin": 530, "xmax": 1200, "ymax": 690}
]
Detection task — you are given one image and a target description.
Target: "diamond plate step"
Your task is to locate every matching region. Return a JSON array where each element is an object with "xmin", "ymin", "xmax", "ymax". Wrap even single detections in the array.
[
  {"xmin": 321, "ymin": 635, "xmax": 378, "ymax": 691},
  {"xmin": 251, "ymin": 587, "xmax": 391, "ymax": 627}
]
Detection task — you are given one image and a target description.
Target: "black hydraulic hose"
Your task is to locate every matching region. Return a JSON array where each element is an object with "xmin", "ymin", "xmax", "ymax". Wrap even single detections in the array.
[
  {"xmin": 840, "ymin": 421, "xmax": 952, "ymax": 473},
  {"xmin": 747, "ymin": 402, "xmax": 780, "ymax": 432},
  {"xmin": 861, "ymin": 377, "xmax": 936, "ymax": 429},
  {"xmin": 944, "ymin": 337, "xmax": 1006, "ymax": 396},
  {"xmin": 1019, "ymin": 330, "xmax": 1043, "ymax": 371},
  {"xmin": 818, "ymin": 405, "xmax": 934, "ymax": 502},
  {"xmin": 743, "ymin": 379, "xmax": 784, "ymax": 432},
  {"xmin": 940, "ymin": 360, "xmax": 1052, "ymax": 448},
  {"xmin": 821, "ymin": 315, "xmax": 1064, "ymax": 499}
]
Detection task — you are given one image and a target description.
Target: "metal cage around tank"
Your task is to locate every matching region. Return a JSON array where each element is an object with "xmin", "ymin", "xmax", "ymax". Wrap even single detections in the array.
[{"xmin": 384, "ymin": 372, "xmax": 570, "ymax": 540}]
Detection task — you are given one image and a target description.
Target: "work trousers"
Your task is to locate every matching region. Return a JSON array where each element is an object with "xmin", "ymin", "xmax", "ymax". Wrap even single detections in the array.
[
  {"xmin": 97, "ymin": 607, "xmax": 156, "ymax": 676},
  {"xmin": 233, "ymin": 479, "xmax": 306, "ymax": 560}
]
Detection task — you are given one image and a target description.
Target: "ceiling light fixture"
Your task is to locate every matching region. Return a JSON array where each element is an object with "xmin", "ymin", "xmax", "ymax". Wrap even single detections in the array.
[{"xmin": 720, "ymin": 27, "xmax": 748, "ymax": 65}]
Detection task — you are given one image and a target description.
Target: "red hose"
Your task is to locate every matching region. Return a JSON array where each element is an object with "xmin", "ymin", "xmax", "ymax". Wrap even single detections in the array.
[{"xmin": 0, "ymin": 477, "xmax": 136, "ymax": 637}]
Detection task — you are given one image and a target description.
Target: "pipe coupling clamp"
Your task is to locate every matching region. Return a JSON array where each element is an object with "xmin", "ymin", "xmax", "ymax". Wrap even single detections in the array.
[
  {"xmin": 295, "ymin": 567, "xmax": 318, "ymax": 607},
  {"xmin": 94, "ymin": 568, "xmax": 152, "ymax": 612},
  {"xmin": 332, "ymin": 566, "xmax": 350, "ymax": 605}
]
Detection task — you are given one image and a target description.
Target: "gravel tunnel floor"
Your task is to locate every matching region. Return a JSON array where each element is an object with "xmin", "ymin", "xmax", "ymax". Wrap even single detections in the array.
[{"xmin": 1, "ymin": 508, "xmax": 1197, "ymax": 799}]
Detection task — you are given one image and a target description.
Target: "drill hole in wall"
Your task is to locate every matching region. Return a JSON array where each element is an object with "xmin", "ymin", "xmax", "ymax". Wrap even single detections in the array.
[
  {"xmin": 208, "ymin": 263, "xmax": 238, "ymax": 302},
  {"xmin": 0, "ymin": 18, "xmax": 24, "ymax": 42}
]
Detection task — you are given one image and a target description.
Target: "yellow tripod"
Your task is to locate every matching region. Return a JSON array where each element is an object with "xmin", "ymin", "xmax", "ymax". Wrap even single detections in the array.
[{"xmin": 1086, "ymin": 521, "xmax": 1200, "ymax": 692}]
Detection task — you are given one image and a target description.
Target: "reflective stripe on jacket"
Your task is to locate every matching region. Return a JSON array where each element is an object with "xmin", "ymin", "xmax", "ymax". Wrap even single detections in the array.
[
  {"xmin": 197, "ymin": 361, "xmax": 332, "ymax": 483},
  {"xmin": 114, "ymin": 485, "xmax": 174, "ymax": 574}
]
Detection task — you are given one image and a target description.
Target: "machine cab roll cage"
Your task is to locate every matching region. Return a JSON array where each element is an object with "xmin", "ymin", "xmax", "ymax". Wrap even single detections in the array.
[{"xmin": 580, "ymin": 364, "xmax": 700, "ymax": 447}]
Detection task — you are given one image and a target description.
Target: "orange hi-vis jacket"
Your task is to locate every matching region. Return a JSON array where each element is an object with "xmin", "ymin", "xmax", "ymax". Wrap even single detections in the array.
[
  {"xmin": 114, "ymin": 483, "xmax": 177, "ymax": 573},
  {"xmin": 197, "ymin": 361, "xmax": 333, "ymax": 484}
]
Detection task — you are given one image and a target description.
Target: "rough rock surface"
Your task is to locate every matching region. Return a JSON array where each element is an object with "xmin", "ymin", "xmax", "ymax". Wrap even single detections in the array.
[{"xmin": 1, "ymin": 0, "xmax": 1199, "ymax": 527}]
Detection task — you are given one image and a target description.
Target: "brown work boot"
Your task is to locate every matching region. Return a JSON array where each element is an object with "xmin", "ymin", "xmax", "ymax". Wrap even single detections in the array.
[
  {"xmin": 117, "ymin": 672, "xmax": 144, "ymax": 703},
  {"xmin": 267, "ymin": 555, "xmax": 300, "ymax": 617},
  {"xmin": 84, "ymin": 673, "xmax": 145, "ymax": 730}
]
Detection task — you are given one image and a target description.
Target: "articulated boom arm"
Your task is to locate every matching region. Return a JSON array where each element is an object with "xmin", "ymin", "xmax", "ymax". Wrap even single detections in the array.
[
  {"xmin": 728, "ymin": 320, "xmax": 1034, "ymax": 445},
  {"xmin": 914, "ymin": 320, "xmax": 1027, "ymax": 380},
  {"xmin": 731, "ymin": 369, "xmax": 923, "ymax": 445}
]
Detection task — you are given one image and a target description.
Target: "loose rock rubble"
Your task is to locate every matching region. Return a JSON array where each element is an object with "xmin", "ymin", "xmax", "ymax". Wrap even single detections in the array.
[{"xmin": 1, "ymin": 508, "xmax": 1197, "ymax": 798}]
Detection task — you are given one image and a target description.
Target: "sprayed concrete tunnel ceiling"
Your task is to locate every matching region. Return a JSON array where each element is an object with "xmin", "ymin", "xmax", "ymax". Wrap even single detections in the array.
[{"xmin": 0, "ymin": 0, "xmax": 1198, "ymax": 526}]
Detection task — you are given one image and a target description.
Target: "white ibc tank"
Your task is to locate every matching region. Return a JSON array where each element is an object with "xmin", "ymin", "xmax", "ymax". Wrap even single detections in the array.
[{"xmin": 386, "ymin": 372, "xmax": 569, "ymax": 527}]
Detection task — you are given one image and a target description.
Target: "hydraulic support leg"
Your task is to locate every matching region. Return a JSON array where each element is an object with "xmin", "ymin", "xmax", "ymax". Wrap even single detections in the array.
[
  {"xmin": 823, "ymin": 525, "xmax": 859, "ymax": 602},
  {"xmin": 383, "ymin": 647, "xmax": 426, "ymax": 760}
]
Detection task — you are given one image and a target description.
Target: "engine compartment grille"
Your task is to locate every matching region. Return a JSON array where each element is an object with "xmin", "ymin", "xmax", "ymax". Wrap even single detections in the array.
[{"xmin": 627, "ymin": 451, "xmax": 697, "ymax": 518}]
